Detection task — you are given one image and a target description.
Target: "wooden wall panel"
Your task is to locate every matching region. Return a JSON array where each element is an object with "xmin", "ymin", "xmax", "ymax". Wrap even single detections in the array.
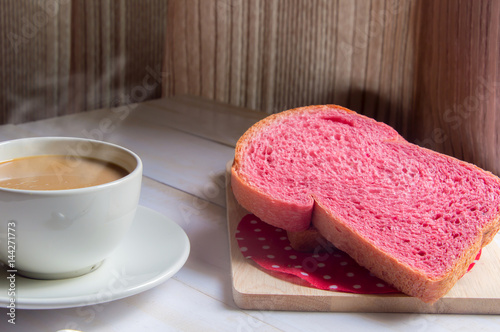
[
  {"xmin": 2, "ymin": 0, "xmax": 499, "ymax": 174},
  {"xmin": 0, "ymin": 0, "xmax": 167, "ymax": 124},
  {"xmin": 69, "ymin": 0, "xmax": 167, "ymax": 112},
  {"xmin": 162, "ymin": 0, "xmax": 419, "ymax": 137},
  {"xmin": 412, "ymin": 0, "xmax": 500, "ymax": 174},
  {"xmin": 0, "ymin": 0, "xmax": 72, "ymax": 124}
]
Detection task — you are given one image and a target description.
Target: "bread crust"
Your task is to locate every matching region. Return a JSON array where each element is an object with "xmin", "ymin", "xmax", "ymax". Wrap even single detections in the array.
[
  {"xmin": 312, "ymin": 200, "xmax": 500, "ymax": 303},
  {"xmin": 231, "ymin": 104, "xmax": 500, "ymax": 303}
]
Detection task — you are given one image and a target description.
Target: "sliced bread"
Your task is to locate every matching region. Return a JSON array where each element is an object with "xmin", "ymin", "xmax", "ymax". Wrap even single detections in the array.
[{"xmin": 231, "ymin": 105, "xmax": 500, "ymax": 303}]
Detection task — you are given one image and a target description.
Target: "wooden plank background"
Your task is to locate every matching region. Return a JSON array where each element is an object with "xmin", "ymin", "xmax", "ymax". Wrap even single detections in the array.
[
  {"xmin": 1, "ymin": 0, "xmax": 499, "ymax": 175},
  {"xmin": 162, "ymin": 0, "xmax": 418, "ymax": 139},
  {"xmin": 0, "ymin": 0, "xmax": 167, "ymax": 124},
  {"xmin": 412, "ymin": 0, "xmax": 500, "ymax": 177}
]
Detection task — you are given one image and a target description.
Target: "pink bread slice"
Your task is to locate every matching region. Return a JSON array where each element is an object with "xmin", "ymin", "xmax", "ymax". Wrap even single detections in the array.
[{"xmin": 231, "ymin": 105, "xmax": 500, "ymax": 303}]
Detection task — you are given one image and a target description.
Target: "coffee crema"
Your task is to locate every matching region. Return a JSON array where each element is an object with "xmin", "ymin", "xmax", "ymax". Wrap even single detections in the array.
[{"xmin": 0, "ymin": 155, "xmax": 129, "ymax": 190}]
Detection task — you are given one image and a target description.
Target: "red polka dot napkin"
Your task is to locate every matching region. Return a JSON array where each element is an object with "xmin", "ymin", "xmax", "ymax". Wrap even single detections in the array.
[{"xmin": 236, "ymin": 214, "xmax": 481, "ymax": 294}]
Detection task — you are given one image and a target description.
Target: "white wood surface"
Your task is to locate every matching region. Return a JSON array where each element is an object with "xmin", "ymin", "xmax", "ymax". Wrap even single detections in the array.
[{"xmin": 1, "ymin": 95, "xmax": 500, "ymax": 331}]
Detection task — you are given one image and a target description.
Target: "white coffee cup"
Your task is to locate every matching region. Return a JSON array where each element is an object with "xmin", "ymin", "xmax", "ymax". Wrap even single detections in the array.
[{"xmin": 0, "ymin": 137, "xmax": 142, "ymax": 279}]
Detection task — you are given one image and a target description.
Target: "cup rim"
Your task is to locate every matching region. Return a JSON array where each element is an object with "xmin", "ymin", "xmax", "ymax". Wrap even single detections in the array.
[{"xmin": 0, "ymin": 136, "xmax": 143, "ymax": 195}]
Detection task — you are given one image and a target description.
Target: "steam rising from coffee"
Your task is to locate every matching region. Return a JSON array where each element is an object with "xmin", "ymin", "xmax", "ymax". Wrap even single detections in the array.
[{"xmin": 3, "ymin": 0, "xmax": 165, "ymax": 126}]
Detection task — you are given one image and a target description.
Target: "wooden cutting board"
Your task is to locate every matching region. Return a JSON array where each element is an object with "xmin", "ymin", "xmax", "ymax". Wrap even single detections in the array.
[{"xmin": 225, "ymin": 161, "xmax": 500, "ymax": 313}]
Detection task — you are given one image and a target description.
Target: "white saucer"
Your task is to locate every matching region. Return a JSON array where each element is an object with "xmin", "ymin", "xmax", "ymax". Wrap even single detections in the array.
[{"xmin": 0, "ymin": 206, "xmax": 190, "ymax": 309}]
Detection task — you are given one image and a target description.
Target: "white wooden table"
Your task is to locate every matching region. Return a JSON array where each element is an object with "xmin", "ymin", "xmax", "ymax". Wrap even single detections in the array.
[{"xmin": 0, "ymin": 95, "xmax": 499, "ymax": 332}]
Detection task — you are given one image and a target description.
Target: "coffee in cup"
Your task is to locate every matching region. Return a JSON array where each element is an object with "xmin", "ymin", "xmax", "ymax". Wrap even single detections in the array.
[
  {"xmin": 0, "ymin": 155, "xmax": 129, "ymax": 190},
  {"xmin": 0, "ymin": 137, "xmax": 142, "ymax": 279}
]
